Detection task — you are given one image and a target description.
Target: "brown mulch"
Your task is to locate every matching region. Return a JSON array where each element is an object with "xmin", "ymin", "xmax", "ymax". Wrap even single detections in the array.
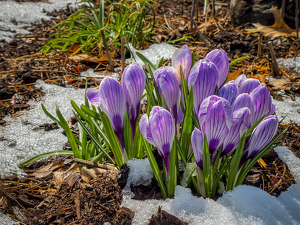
[{"xmin": 0, "ymin": 156, "xmax": 134, "ymax": 225}]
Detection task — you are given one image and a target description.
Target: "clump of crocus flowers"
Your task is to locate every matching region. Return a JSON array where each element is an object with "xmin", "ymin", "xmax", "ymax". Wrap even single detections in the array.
[{"xmin": 85, "ymin": 45, "xmax": 286, "ymax": 199}]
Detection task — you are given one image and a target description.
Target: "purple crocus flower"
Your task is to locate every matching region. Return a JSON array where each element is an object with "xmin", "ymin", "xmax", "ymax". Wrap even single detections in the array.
[
  {"xmin": 188, "ymin": 59, "xmax": 219, "ymax": 114},
  {"xmin": 239, "ymin": 78, "xmax": 261, "ymax": 94},
  {"xmin": 222, "ymin": 107, "xmax": 251, "ymax": 156},
  {"xmin": 232, "ymin": 93, "xmax": 254, "ymax": 113},
  {"xmin": 86, "ymin": 77, "xmax": 126, "ymax": 154},
  {"xmin": 235, "ymin": 74, "xmax": 247, "ymax": 87},
  {"xmin": 197, "ymin": 96, "xmax": 233, "ymax": 159},
  {"xmin": 191, "ymin": 128, "xmax": 204, "ymax": 168},
  {"xmin": 154, "ymin": 67, "xmax": 183, "ymax": 124},
  {"xmin": 172, "ymin": 45, "xmax": 192, "ymax": 84},
  {"xmin": 205, "ymin": 49, "xmax": 229, "ymax": 87},
  {"xmin": 245, "ymin": 115, "xmax": 278, "ymax": 159},
  {"xmin": 250, "ymin": 85, "xmax": 273, "ymax": 125},
  {"xmin": 121, "ymin": 63, "xmax": 146, "ymax": 140},
  {"xmin": 218, "ymin": 81, "xmax": 239, "ymax": 106},
  {"xmin": 139, "ymin": 106, "xmax": 175, "ymax": 173}
]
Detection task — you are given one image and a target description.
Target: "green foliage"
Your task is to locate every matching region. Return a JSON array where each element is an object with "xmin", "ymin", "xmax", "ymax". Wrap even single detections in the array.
[{"xmin": 42, "ymin": 0, "xmax": 156, "ymax": 55}]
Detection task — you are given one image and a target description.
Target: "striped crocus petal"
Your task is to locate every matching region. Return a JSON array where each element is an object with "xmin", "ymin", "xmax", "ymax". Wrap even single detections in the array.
[
  {"xmin": 150, "ymin": 108, "xmax": 175, "ymax": 173},
  {"xmin": 218, "ymin": 81, "xmax": 239, "ymax": 106},
  {"xmin": 98, "ymin": 77, "xmax": 126, "ymax": 150},
  {"xmin": 232, "ymin": 93, "xmax": 254, "ymax": 113},
  {"xmin": 188, "ymin": 59, "xmax": 219, "ymax": 114},
  {"xmin": 158, "ymin": 70, "xmax": 182, "ymax": 124},
  {"xmin": 172, "ymin": 44, "xmax": 192, "ymax": 84},
  {"xmin": 191, "ymin": 128, "xmax": 204, "ymax": 168},
  {"xmin": 270, "ymin": 104, "xmax": 276, "ymax": 115},
  {"xmin": 197, "ymin": 95, "xmax": 223, "ymax": 131},
  {"xmin": 86, "ymin": 88, "xmax": 101, "ymax": 106},
  {"xmin": 235, "ymin": 74, "xmax": 247, "ymax": 87},
  {"xmin": 154, "ymin": 66, "xmax": 178, "ymax": 95},
  {"xmin": 139, "ymin": 114, "xmax": 155, "ymax": 146},
  {"xmin": 245, "ymin": 115, "xmax": 278, "ymax": 159},
  {"xmin": 122, "ymin": 63, "xmax": 146, "ymax": 139},
  {"xmin": 205, "ymin": 49, "xmax": 229, "ymax": 87},
  {"xmin": 204, "ymin": 98, "xmax": 233, "ymax": 156},
  {"xmin": 222, "ymin": 107, "xmax": 251, "ymax": 156},
  {"xmin": 250, "ymin": 85, "xmax": 272, "ymax": 125},
  {"xmin": 239, "ymin": 78, "xmax": 261, "ymax": 94}
]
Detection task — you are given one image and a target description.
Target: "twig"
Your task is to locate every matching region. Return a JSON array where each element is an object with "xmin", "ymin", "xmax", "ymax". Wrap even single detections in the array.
[
  {"xmin": 296, "ymin": 0, "xmax": 299, "ymax": 38},
  {"xmin": 267, "ymin": 41, "xmax": 280, "ymax": 77},
  {"xmin": 164, "ymin": 14, "xmax": 173, "ymax": 31},
  {"xmin": 74, "ymin": 158, "xmax": 117, "ymax": 170},
  {"xmin": 100, "ymin": 30, "xmax": 114, "ymax": 72},
  {"xmin": 190, "ymin": 0, "xmax": 210, "ymax": 49},
  {"xmin": 257, "ymin": 32, "xmax": 263, "ymax": 57},
  {"xmin": 281, "ymin": 0, "xmax": 286, "ymax": 19},
  {"xmin": 121, "ymin": 37, "xmax": 125, "ymax": 73},
  {"xmin": 190, "ymin": 0, "xmax": 196, "ymax": 30},
  {"xmin": 212, "ymin": 0, "xmax": 215, "ymax": 18}
]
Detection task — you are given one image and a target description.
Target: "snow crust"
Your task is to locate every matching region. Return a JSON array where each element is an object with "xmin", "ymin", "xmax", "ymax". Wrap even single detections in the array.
[
  {"xmin": 277, "ymin": 57, "xmax": 300, "ymax": 73},
  {"xmin": 0, "ymin": 80, "xmax": 85, "ymax": 177},
  {"xmin": 272, "ymin": 96, "xmax": 300, "ymax": 125},
  {"xmin": 127, "ymin": 42, "xmax": 178, "ymax": 66},
  {"xmin": 122, "ymin": 146, "xmax": 300, "ymax": 225},
  {"xmin": 0, "ymin": 0, "xmax": 82, "ymax": 41}
]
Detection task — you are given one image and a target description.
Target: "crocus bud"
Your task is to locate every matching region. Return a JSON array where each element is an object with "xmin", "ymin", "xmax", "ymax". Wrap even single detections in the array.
[
  {"xmin": 235, "ymin": 74, "xmax": 247, "ymax": 87},
  {"xmin": 191, "ymin": 128, "xmax": 204, "ymax": 168},
  {"xmin": 222, "ymin": 107, "xmax": 251, "ymax": 156},
  {"xmin": 86, "ymin": 77, "xmax": 126, "ymax": 155},
  {"xmin": 218, "ymin": 81, "xmax": 239, "ymax": 106},
  {"xmin": 245, "ymin": 115, "xmax": 278, "ymax": 159},
  {"xmin": 250, "ymin": 85, "xmax": 273, "ymax": 125},
  {"xmin": 239, "ymin": 78, "xmax": 261, "ymax": 94},
  {"xmin": 122, "ymin": 63, "xmax": 146, "ymax": 139},
  {"xmin": 188, "ymin": 59, "xmax": 219, "ymax": 114},
  {"xmin": 140, "ymin": 107, "xmax": 175, "ymax": 173},
  {"xmin": 197, "ymin": 96, "xmax": 233, "ymax": 158},
  {"xmin": 154, "ymin": 67, "xmax": 183, "ymax": 124},
  {"xmin": 232, "ymin": 93, "xmax": 254, "ymax": 113},
  {"xmin": 172, "ymin": 45, "xmax": 192, "ymax": 84},
  {"xmin": 205, "ymin": 49, "xmax": 229, "ymax": 87}
]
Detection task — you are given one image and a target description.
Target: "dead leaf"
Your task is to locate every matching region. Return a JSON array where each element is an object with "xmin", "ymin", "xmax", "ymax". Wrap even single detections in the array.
[
  {"xmin": 227, "ymin": 68, "xmax": 244, "ymax": 81},
  {"xmin": 245, "ymin": 6, "xmax": 299, "ymax": 37},
  {"xmin": 30, "ymin": 163, "xmax": 62, "ymax": 179}
]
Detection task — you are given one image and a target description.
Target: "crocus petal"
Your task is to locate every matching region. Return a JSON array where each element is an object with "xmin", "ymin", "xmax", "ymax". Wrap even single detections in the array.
[
  {"xmin": 204, "ymin": 98, "xmax": 233, "ymax": 155},
  {"xmin": 245, "ymin": 115, "xmax": 278, "ymax": 158},
  {"xmin": 197, "ymin": 95, "xmax": 224, "ymax": 131},
  {"xmin": 158, "ymin": 70, "xmax": 181, "ymax": 123},
  {"xmin": 239, "ymin": 78, "xmax": 261, "ymax": 94},
  {"xmin": 205, "ymin": 49, "xmax": 229, "ymax": 87},
  {"xmin": 86, "ymin": 88, "xmax": 101, "ymax": 106},
  {"xmin": 172, "ymin": 45, "xmax": 192, "ymax": 84},
  {"xmin": 222, "ymin": 107, "xmax": 251, "ymax": 155},
  {"xmin": 154, "ymin": 66, "xmax": 177, "ymax": 95},
  {"xmin": 188, "ymin": 59, "xmax": 219, "ymax": 114},
  {"xmin": 191, "ymin": 128, "xmax": 204, "ymax": 168},
  {"xmin": 232, "ymin": 93, "xmax": 254, "ymax": 113},
  {"xmin": 121, "ymin": 63, "xmax": 146, "ymax": 123},
  {"xmin": 150, "ymin": 108, "xmax": 175, "ymax": 173},
  {"xmin": 235, "ymin": 74, "xmax": 247, "ymax": 87},
  {"xmin": 218, "ymin": 81, "xmax": 239, "ymax": 105},
  {"xmin": 270, "ymin": 104, "xmax": 276, "ymax": 115},
  {"xmin": 250, "ymin": 85, "xmax": 272, "ymax": 125},
  {"xmin": 139, "ymin": 114, "xmax": 155, "ymax": 146},
  {"xmin": 98, "ymin": 77, "xmax": 125, "ymax": 133}
]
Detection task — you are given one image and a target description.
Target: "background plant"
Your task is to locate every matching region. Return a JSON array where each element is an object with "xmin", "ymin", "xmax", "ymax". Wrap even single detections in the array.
[{"xmin": 41, "ymin": 0, "xmax": 156, "ymax": 55}]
